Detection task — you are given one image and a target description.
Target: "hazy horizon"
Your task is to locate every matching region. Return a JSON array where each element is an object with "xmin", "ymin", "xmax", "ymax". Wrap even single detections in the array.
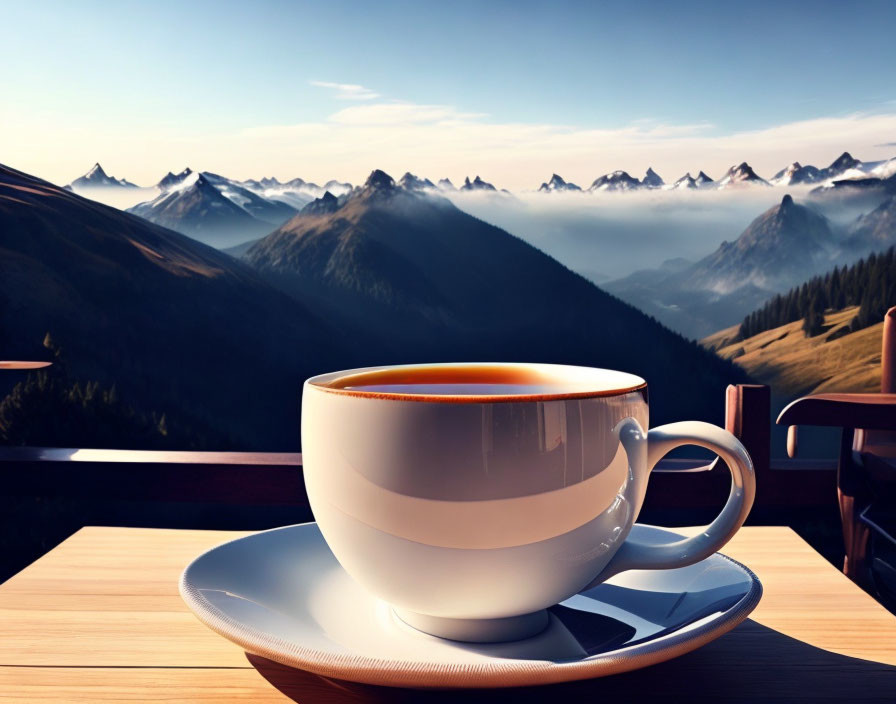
[{"xmin": 3, "ymin": 1, "xmax": 895, "ymax": 189}]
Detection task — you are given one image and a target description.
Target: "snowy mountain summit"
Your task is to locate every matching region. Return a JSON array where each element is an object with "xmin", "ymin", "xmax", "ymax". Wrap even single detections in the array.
[
  {"xmin": 69, "ymin": 163, "xmax": 137, "ymax": 189},
  {"xmin": 588, "ymin": 170, "xmax": 642, "ymax": 192},
  {"xmin": 538, "ymin": 173, "xmax": 582, "ymax": 192},
  {"xmin": 717, "ymin": 162, "xmax": 769, "ymax": 189},
  {"xmin": 669, "ymin": 173, "xmax": 698, "ymax": 190},
  {"xmin": 770, "ymin": 162, "xmax": 822, "ymax": 186},
  {"xmin": 157, "ymin": 168, "xmax": 194, "ymax": 191}
]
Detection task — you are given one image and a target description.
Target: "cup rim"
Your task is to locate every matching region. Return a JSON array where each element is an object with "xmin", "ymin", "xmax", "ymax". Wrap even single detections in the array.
[{"xmin": 305, "ymin": 362, "xmax": 647, "ymax": 403}]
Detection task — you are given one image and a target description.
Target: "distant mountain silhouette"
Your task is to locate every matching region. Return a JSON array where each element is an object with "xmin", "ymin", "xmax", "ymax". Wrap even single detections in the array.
[
  {"xmin": 243, "ymin": 169, "xmax": 748, "ymax": 424},
  {"xmin": 241, "ymin": 176, "xmax": 352, "ymax": 212},
  {"xmin": 461, "ymin": 175, "xmax": 497, "ymax": 191},
  {"xmin": 398, "ymin": 172, "xmax": 436, "ymax": 191},
  {"xmin": 688, "ymin": 195, "xmax": 837, "ymax": 291},
  {"xmin": 716, "ymin": 162, "xmax": 769, "ymax": 188},
  {"xmin": 846, "ymin": 195, "xmax": 896, "ymax": 252},
  {"xmin": 128, "ymin": 172, "xmax": 296, "ymax": 248},
  {"xmin": 667, "ymin": 172, "xmax": 715, "ymax": 190},
  {"xmin": 68, "ymin": 163, "xmax": 138, "ymax": 190},
  {"xmin": 641, "ymin": 168, "xmax": 665, "ymax": 188},
  {"xmin": 588, "ymin": 170, "xmax": 641, "ymax": 192},
  {"xmin": 771, "ymin": 162, "xmax": 822, "ymax": 186},
  {"xmin": 156, "ymin": 167, "xmax": 194, "ymax": 190},
  {"xmin": 607, "ymin": 195, "xmax": 838, "ymax": 338},
  {"xmin": 0, "ymin": 162, "xmax": 344, "ymax": 448},
  {"xmin": 670, "ymin": 173, "xmax": 698, "ymax": 190},
  {"xmin": 302, "ymin": 191, "xmax": 341, "ymax": 215},
  {"xmin": 538, "ymin": 174, "xmax": 582, "ymax": 192},
  {"xmin": 818, "ymin": 151, "xmax": 861, "ymax": 181}
]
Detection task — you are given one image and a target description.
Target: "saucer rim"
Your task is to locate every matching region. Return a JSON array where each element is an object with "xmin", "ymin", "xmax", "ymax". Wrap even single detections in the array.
[{"xmin": 180, "ymin": 522, "xmax": 762, "ymax": 689}]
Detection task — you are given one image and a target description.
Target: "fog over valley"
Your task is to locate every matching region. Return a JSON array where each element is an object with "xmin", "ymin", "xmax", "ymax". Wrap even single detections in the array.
[{"xmin": 446, "ymin": 188, "xmax": 802, "ymax": 282}]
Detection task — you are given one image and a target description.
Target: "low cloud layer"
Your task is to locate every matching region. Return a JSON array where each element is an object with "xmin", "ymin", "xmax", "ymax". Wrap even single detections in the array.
[{"xmin": 445, "ymin": 188, "xmax": 811, "ymax": 281}]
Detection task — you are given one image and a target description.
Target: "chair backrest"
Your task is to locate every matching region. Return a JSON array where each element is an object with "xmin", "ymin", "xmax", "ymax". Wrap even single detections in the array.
[
  {"xmin": 856, "ymin": 306, "xmax": 896, "ymax": 452},
  {"xmin": 882, "ymin": 307, "xmax": 896, "ymax": 394}
]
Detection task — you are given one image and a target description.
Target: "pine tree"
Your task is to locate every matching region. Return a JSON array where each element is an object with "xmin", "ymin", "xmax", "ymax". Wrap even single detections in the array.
[
  {"xmin": 737, "ymin": 246, "xmax": 896, "ymax": 341},
  {"xmin": 802, "ymin": 293, "xmax": 825, "ymax": 337}
]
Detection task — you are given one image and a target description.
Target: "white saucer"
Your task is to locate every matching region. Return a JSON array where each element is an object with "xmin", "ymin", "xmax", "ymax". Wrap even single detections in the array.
[{"xmin": 180, "ymin": 522, "xmax": 761, "ymax": 689}]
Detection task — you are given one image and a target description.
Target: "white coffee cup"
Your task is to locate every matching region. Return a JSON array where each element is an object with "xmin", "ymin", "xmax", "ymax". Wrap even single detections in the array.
[{"xmin": 302, "ymin": 362, "xmax": 754, "ymax": 642}]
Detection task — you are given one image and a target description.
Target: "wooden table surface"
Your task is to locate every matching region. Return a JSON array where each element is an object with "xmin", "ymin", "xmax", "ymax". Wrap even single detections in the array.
[{"xmin": 1, "ymin": 525, "xmax": 895, "ymax": 702}]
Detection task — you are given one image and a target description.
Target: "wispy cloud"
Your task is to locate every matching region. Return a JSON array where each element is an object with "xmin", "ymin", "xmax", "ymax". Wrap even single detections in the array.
[
  {"xmin": 329, "ymin": 102, "xmax": 486, "ymax": 125},
  {"xmin": 876, "ymin": 141, "xmax": 896, "ymax": 147},
  {"xmin": 309, "ymin": 81, "xmax": 380, "ymax": 101}
]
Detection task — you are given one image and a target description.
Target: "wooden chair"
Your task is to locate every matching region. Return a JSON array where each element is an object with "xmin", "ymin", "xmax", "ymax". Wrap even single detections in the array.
[{"xmin": 778, "ymin": 307, "xmax": 896, "ymax": 608}]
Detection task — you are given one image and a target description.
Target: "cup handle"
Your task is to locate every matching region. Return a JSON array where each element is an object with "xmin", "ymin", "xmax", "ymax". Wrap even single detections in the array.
[{"xmin": 594, "ymin": 419, "xmax": 756, "ymax": 582}]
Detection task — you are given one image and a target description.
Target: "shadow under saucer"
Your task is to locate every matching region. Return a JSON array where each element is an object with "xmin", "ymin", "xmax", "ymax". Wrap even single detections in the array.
[{"xmin": 246, "ymin": 618, "xmax": 896, "ymax": 703}]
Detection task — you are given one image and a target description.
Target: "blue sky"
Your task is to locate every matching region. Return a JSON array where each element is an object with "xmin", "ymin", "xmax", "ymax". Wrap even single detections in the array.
[{"xmin": 2, "ymin": 0, "xmax": 895, "ymax": 187}]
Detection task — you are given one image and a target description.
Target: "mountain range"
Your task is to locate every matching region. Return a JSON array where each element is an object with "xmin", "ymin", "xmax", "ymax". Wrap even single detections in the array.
[
  {"xmin": 128, "ymin": 170, "xmax": 300, "ymax": 247},
  {"xmin": 240, "ymin": 168, "xmax": 747, "ymax": 424},
  {"xmin": 0, "ymin": 162, "xmax": 754, "ymax": 447},
  {"xmin": 461, "ymin": 175, "xmax": 497, "ymax": 191},
  {"xmin": 606, "ymin": 180, "xmax": 896, "ymax": 339},
  {"xmin": 538, "ymin": 174, "xmax": 582, "ymax": 192},
  {"xmin": 61, "ymin": 151, "xmax": 896, "ymax": 253},
  {"xmin": 62, "ymin": 165, "xmax": 354, "ymax": 247},
  {"xmin": 669, "ymin": 171, "xmax": 715, "ymax": 190},
  {"xmin": 0, "ymin": 162, "xmax": 348, "ymax": 448},
  {"xmin": 66, "ymin": 163, "xmax": 137, "ymax": 190},
  {"xmin": 541, "ymin": 152, "xmax": 896, "ymax": 194},
  {"xmin": 65, "ymin": 150, "xmax": 896, "ymax": 210}
]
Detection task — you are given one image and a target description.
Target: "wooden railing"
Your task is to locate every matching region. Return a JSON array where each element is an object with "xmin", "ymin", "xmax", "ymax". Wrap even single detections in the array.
[{"xmin": 0, "ymin": 384, "xmax": 838, "ymax": 515}]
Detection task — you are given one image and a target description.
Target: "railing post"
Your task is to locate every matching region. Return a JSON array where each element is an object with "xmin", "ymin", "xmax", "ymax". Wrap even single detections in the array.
[
  {"xmin": 880, "ymin": 306, "xmax": 896, "ymax": 394},
  {"xmin": 726, "ymin": 384, "xmax": 771, "ymax": 492}
]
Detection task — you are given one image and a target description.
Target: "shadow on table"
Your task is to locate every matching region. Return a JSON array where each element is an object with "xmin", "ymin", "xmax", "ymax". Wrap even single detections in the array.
[{"xmin": 246, "ymin": 618, "xmax": 896, "ymax": 703}]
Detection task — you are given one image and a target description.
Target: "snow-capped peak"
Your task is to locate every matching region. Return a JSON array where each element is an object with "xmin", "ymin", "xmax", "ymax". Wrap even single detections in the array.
[
  {"xmin": 588, "ymin": 170, "xmax": 641, "ymax": 192},
  {"xmin": 717, "ymin": 162, "xmax": 769, "ymax": 189},
  {"xmin": 666, "ymin": 172, "xmax": 697, "ymax": 190},
  {"xmin": 69, "ymin": 162, "xmax": 137, "ymax": 189},
  {"xmin": 85, "ymin": 163, "xmax": 106, "ymax": 179},
  {"xmin": 157, "ymin": 168, "xmax": 194, "ymax": 191},
  {"xmin": 538, "ymin": 173, "xmax": 582, "ymax": 192},
  {"xmin": 828, "ymin": 151, "xmax": 860, "ymax": 173}
]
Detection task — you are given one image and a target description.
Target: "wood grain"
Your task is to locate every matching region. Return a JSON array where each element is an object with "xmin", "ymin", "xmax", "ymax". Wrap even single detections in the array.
[
  {"xmin": 1, "ymin": 525, "xmax": 895, "ymax": 701},
  {"xmin": 0, "ymin": 667, "xmax": 293, "ymax": 703}
]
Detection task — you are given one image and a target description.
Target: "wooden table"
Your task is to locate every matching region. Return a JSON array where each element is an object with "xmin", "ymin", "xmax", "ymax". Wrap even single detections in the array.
[{"xmin": 1, "ymin": 526, "xmax": 895, "ymax": 702}]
